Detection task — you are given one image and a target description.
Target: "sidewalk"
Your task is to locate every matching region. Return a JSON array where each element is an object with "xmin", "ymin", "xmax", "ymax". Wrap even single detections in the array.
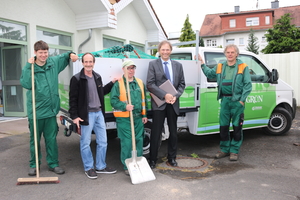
[{"xmin": 0, "ymin": 118, "xmax": 29, "ymax": 138}]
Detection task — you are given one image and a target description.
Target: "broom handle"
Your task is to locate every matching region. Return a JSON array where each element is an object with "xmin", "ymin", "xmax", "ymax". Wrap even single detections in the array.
[
  {"xmin": 125, "ymin": 68, "xmax": 136, "ymax": 151},
  {"xmin": 31, "ymin": 63, "xmax": 39, "ymax": 178}
]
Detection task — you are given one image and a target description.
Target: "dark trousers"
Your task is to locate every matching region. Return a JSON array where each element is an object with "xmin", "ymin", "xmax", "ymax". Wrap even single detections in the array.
[{"xmin": 150, "ymin": 104, "xmax": 178, "ymax": 162}]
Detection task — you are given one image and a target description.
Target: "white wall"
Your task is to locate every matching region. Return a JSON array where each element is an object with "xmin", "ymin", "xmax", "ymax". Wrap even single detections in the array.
[
  {"xmin": 2, "ymin": 0, "xmax": 77, "ymax": 56},
  {"xmin": 259, "ymin": 52, "xmax": 300, "ymax": 106},
  {"xmin": 76, "ymin": 3, "xmax": 148, "ymax": 53}
]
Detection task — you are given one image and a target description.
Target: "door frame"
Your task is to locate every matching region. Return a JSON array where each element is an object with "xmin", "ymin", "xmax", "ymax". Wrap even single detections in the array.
[{"xmin": 1, "ymin": 45, "xmax": 27, "ymax": 117}]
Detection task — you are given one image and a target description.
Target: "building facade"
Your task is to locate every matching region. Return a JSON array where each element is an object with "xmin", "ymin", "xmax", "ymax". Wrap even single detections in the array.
[
  {"xmin": 0, "ymin": 0, "xmax": 166, "ymax": 117},
  {"xmin": 200, "ymin": 1, "xmax": 300, "ymax": 51}
]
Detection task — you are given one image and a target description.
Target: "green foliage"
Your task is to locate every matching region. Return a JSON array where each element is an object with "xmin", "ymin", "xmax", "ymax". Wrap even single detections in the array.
[
  {"xmin": 262, "ymin": 13, "xmax": 300, "ymax": 53},
  {"xmin": 199, "ymin": 37, "xmax": 204, "ymax": 47},
  {"xmin": 179, "ymin": 14, "xmax": 196, "ymax": 47},
  {"xmin": 246, "ymin": 28, "xmax": 259, "ymax": 54},
  {"xmin": 191, "ymin": 153, "xmax": 199, "ymax": 158}
]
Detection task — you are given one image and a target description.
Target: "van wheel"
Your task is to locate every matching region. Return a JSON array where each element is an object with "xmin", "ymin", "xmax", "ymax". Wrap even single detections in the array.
[
  {"xmin": 264, "ymin": 107, "xmax": 292, "ymax": 136},
  {"xmin": 143, "ymin": 122, "xmax": 163, "ymax": 159}
]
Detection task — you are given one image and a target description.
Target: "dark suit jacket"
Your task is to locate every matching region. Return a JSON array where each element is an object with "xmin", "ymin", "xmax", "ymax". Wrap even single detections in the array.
[{"xmin": 146, "ymin": 59, "xmax": 185, "ymax": 115}]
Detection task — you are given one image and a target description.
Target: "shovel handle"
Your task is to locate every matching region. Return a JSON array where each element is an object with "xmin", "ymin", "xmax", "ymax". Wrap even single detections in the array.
[
  {"xmin": 31, "ymin": 63, "xmax": 40, "ymax": 178},
  {"xmin": 124, "ymin": 67, "xmax": 136, "ymax": 151}
]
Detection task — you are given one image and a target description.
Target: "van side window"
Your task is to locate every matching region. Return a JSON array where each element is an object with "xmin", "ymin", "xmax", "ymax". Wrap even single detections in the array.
[
  {"xmin": 238, "ymin": 55, "xmax": 269, "ymax": 83},
  {"xmin": 204, "ymin": 52, "xmax": 226, "ymax": 82},
  {"xmin": 204, "ymin": 52, "xmax": 269, "ymax": 83},
  {"xmin": 170, "ymin": 53, "xmax": 192, "ymax": 60}
]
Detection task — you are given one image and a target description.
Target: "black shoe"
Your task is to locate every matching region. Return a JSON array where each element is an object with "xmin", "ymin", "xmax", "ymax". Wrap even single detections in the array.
[
  {"xmin": 149, "ymin": 160, "xmax": 156, "ymax": 169},
  {"xmin": 95, "ymin": 167, "xmax": 117, "ymax": 174},
  {"xmin": 28, "ymin": 168, "xmax": 36, "ymax": 176},
  {"xmin": 48, "ymin": 166, "xmax": 65, "ymax": 174},
  {"xmin": 168, "ymin": 159, "xmax": 178, "ymax": 167},
  {"xmin": 85, "ymin": 169, "xmax": 97, "ymax": 179}
]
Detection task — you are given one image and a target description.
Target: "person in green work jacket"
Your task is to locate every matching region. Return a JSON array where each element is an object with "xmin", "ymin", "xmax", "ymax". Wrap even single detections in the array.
[
  {"xmin": 198, "ymin": 44, "xmax": 252, "ymax": 161},
  {"xmin": 20, "ymin": 40, "xmax": 78, "ymax": 176},
  {"xmin": 110, "ymin": 60, "xmax": 148, "ymax": 175}
]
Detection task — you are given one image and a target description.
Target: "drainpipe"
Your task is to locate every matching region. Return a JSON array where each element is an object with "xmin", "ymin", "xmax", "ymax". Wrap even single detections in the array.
[{"xmin": 78, "ymin": 29, "xmax": 92, "ymax": 54}]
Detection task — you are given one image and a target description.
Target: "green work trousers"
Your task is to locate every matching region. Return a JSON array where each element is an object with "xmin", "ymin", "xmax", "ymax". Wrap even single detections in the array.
[
  {"xmin": 28, "ymin": 116, "xmax": 59, "ymax": 168},
  {"xmin": 116, "ymin": 115, "xmax": 144, "ymax": 170},
  {"xmin": 219, "ymin": 97, "xmax": 245, "ymax": 154}
]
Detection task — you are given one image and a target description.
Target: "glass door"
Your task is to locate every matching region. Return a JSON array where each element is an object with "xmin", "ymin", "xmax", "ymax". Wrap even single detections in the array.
[{"xmin": 1, "ymin": 45, "xmax": 27, "ymax": 117}]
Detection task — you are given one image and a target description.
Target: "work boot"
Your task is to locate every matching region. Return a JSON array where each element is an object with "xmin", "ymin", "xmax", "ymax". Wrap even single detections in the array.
[
  {"xmin": 229, "ymin": 153, "xmax": 239, "ymax": 161},
  {"xmin": 49, "ymin": 166, "xmax": 65, "ymax": 174},
  {"xmin": 28, "ymin": 168, "xmax": 36, "ymax": 176},
  {"xmin": 215, "ymin": 151, "xmax": 230, "ymax": 159}
]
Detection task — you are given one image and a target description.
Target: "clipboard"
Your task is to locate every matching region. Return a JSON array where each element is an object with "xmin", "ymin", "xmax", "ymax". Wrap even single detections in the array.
[{"xmin": 150, "ymin": 80, "xmax": 177, "ymax": 107}]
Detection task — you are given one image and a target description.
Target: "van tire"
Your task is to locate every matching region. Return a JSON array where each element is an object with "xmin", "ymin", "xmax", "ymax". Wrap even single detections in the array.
[
  {"xmin": 143, "ymin": 122, "xmax": 163, "ymax": 159},
  {"xmin": 264, "ymin": 107, "xmax": 292, "ymax": 136}
]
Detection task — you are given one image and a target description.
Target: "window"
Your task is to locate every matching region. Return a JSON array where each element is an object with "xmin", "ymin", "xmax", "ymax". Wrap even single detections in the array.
[
  {"xmin": 204, "ymin": 52, "xmax": 270, "ymax": 83},
  {"xmin": 207, "ymin": 39, "xmax": 217, "ymax": 47},
  {"xmin": 0, "ymin": 20, "xmax": 27, "ymax": 41},
  {"xmin": 103, "ymin": 37, "xmax": 124, "ymax": 49},
  {"xmin": 226, "ymin": 39, "xmax": 235, "ymax": 45},
  {"xmin": 37, "ymin": 28, "xmax": 72, "ymax": 56},
  {"xmin": 229, "ymin": 19, "xmax": 236, "ymax": 28},
  {"xmin": 170, "ymin": 53, "xmax": 192, "ymax": 60},
  {"xmin": 265, "ymin": 16, "xmax": 270, "ymax": 25},
  {"xmin": 246, "ymin": 17, "xmax": 259, "ymax": 26},
  {"xmin": 130, "ymin": 42, "xmax": 144, "ymax": 52},
  {"xmin": 262, "ymin": 36, "xmax": 266, "ymax": 43},
  {"xmin": 238, "ymin": 55, "xmax": 269, "ymax": 83},
  {"xmin": 239, "ymin": 38, "xmax": 244, "ymax": 45}
]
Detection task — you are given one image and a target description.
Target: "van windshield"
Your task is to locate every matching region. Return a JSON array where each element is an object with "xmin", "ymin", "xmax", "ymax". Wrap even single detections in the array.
[{"xmin": 170, "ymin": 53, "xmax": 192, "ymax": 60}]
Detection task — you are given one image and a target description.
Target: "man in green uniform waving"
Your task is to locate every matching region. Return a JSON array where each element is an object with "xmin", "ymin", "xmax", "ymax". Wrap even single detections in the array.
[
  {"xmin": 199, "ymin": 44, "xmax": 252, "ymax": 161},
  {"xmin": 20, "ymin": 40, "xmax": 78, "ymax": 175},
  {"xmin": 110, "ymin": 60, "xmax": 148, "ymax": 175}
]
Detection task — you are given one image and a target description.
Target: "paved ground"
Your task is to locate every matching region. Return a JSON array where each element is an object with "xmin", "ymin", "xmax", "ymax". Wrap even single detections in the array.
[{"xmin": 0, "ymin": 110, "xmax": 300, "ymax": 200}]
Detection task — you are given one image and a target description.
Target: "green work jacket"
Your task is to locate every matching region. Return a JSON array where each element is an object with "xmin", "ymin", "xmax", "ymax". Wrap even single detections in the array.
[
  {"xmin": 20, "ymin": 52, "xmax": 72, "ymax": 119},
  {"xmin": 201, "ymin": 58, "xmax": 252, "ymax": 102}
]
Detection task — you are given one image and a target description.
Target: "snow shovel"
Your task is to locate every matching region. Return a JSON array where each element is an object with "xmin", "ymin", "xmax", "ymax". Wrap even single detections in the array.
[
  {"xmin": 17, "ymin": 63, "xmax": 59, "ymax": 185},
  {"xmin": 124, "ymin": 66, "xmax": 156, "ymax": 184}
]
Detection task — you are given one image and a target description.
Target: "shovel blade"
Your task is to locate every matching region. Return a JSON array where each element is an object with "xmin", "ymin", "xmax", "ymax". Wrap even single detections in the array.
[{"xmin": 125, "ymin": 156, "xmax": 156, "ymax": 184}]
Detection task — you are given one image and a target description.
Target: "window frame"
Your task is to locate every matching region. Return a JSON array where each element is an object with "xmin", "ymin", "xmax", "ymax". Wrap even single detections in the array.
[
  {"xmin": 36, "ymin": 26, "xmax": 73, "ymax": 54},
  {"xmin": 103, "ymin": 35, "xmax": 125, "ymax": 49},
  {"xmin": 229, "ymin": 19, "xmax": 236, "ymax": 28},
  {"xmin": 246, "ymin": 17, "xmax": 260, "ymax": 26}
]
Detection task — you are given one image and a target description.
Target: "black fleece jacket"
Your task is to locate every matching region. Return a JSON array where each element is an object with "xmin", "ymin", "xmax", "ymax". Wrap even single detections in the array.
[{"xmin": 69, "ymin": 68, "xmax": 113, "ymax": 125}]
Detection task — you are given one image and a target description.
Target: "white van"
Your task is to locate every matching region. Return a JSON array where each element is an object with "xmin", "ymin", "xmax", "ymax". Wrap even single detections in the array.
[
  {"xmin": 59, "ymin": 47, "xmax": 296, "ymax": 156},
  {"xmin": 170, "ymin": 47, "xmax": 296, "ymax": 136}
]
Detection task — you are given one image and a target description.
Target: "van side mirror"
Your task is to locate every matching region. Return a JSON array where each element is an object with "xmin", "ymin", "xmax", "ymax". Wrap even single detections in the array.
[{"xmin": 271, "ymin": 69, "xmax": 279, "ymax": 83}]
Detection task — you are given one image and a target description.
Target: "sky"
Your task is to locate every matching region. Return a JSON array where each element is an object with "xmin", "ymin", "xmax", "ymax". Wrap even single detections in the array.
[{"xmin": 150, "ymin": 0, "xmax": 300, "ymax": 35}]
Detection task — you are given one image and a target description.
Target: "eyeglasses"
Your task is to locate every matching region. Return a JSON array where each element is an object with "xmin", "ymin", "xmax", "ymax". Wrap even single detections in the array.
[{"xmin": 127, "ymin": 66, "xmax": 136, "ymax": 70}]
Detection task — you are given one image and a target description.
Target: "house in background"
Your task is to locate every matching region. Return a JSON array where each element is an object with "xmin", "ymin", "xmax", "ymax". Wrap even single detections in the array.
[
  {"xmin": 0, "ymin": 0, "xmax": 166, "ymax": 117},
  {"xmin": 200, "ymin": 1, "xmax": 300, "ymax": 51}
]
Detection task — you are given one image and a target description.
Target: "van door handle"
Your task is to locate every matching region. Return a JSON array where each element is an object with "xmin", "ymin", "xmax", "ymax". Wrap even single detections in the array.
[{"xmin": 207, "ymin": 86, "xmax": 216, "ymax": 89}]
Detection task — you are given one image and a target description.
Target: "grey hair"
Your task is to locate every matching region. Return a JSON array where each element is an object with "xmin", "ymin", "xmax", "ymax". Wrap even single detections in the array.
[{"xmin": 224, "ymin": 44, "xmax": 239, "ymax": 56}]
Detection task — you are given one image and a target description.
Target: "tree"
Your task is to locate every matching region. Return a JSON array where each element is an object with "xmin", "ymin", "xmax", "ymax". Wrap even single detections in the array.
[
  {"xmin": 199, "ymin": 37, "xmax": 204, "ymax": 47},
  {"xmin": 262, "ymin": 13, "xmax": 300, "ymax": 53},
  {"xmin": 179, "ymin": 14, "xmax": 196, "ymax": 47},
  {"xmin": 246, "ymin": 28, "xmax": 259, "ymax": 54}
]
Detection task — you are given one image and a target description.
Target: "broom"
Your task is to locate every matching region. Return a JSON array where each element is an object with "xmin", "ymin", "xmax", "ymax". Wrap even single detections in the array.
[{"xmin": 17, "ymin": 63, "xmax": 59, "ymax": 185}]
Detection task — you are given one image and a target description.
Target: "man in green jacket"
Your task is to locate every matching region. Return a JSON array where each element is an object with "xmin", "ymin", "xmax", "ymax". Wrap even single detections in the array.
[
  {"xmin": 20, "ymin": 40, "xmax": 78, "ymax": 175},
  {"xmin": 110, "ymin": 60, "xmax": 148, "ymax": 175},
  {"xmin": 199, "ymin": 44, "xmax": 252, "ymax": 161}
]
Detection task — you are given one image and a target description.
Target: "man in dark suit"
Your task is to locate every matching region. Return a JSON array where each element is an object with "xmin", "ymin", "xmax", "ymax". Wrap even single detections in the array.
[{"xmin": 146, "ymin": 40, "xmax": 185, "ymax": 168}]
